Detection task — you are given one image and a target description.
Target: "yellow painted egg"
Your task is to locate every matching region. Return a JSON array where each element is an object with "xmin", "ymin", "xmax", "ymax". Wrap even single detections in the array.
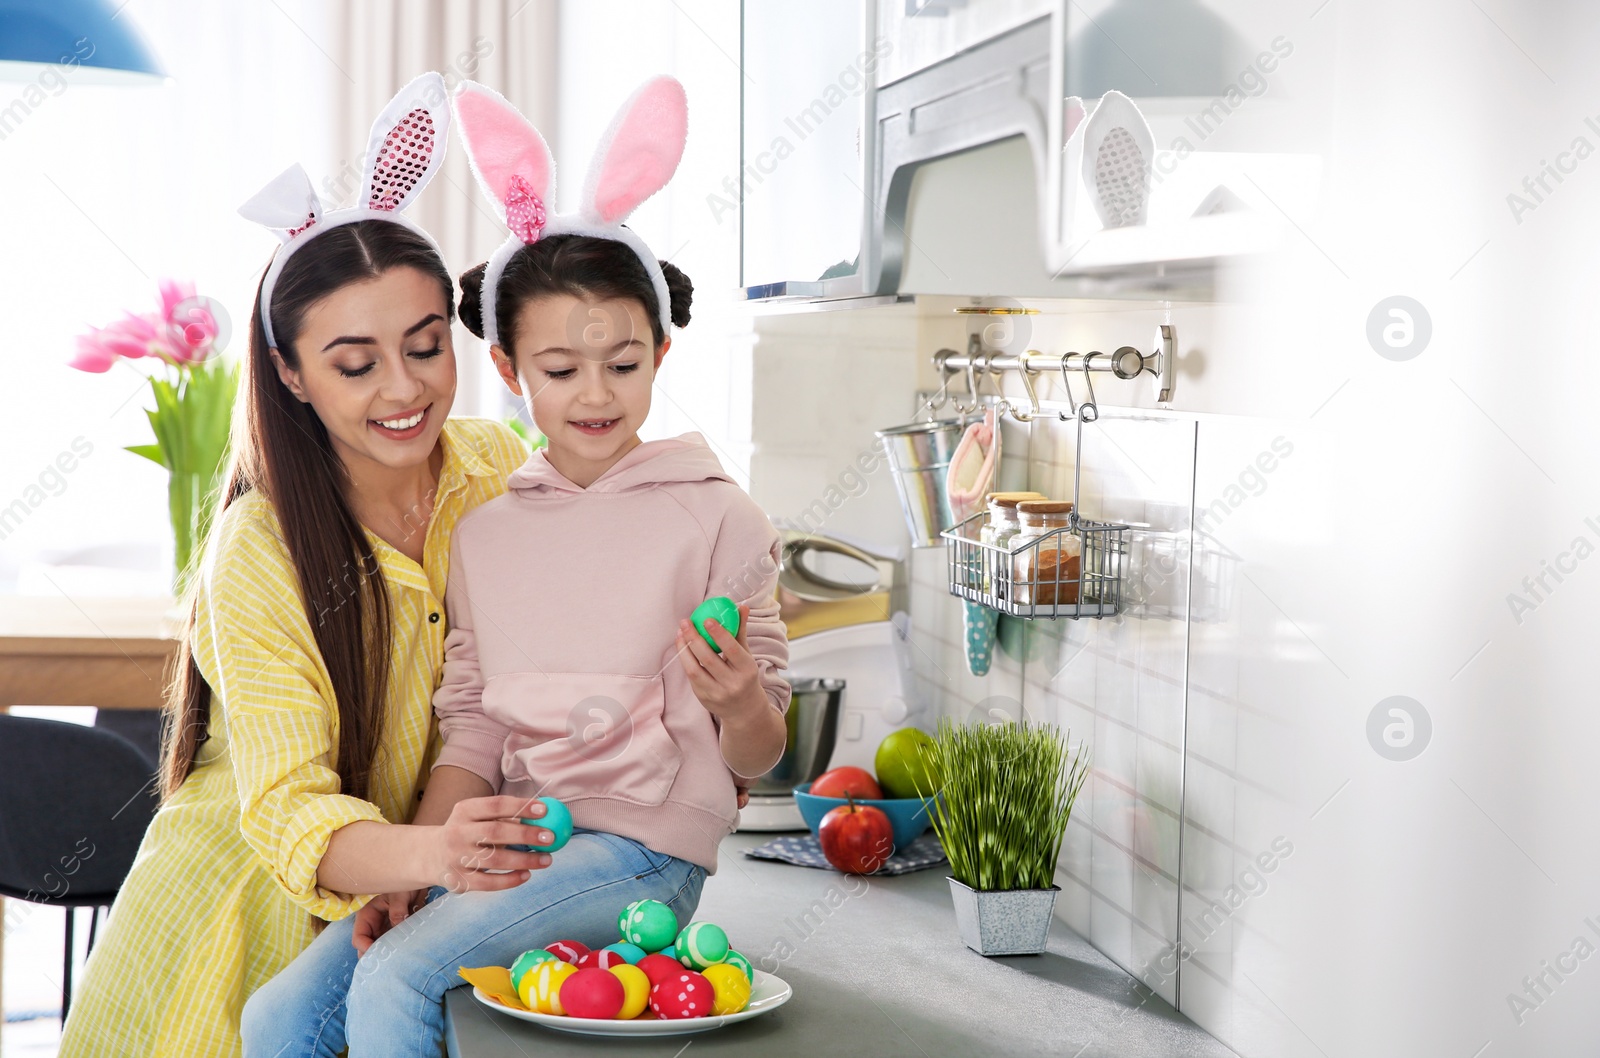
[
  {"xmin": 702, "ymin": 963, "xmax": 751, "ymax": 1015},
  {"xmin": 607, "ymin": 963, "xmax": 652, "ymax": 1019},
  {"xmin": 523, "ymin": 959, "xmax": 577, "ymax": 1015}
]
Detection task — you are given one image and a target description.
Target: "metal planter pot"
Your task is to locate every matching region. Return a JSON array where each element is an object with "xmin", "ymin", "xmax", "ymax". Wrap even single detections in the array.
[{"xmin": 947, "ymin": 877, "xmax": 1060, "ymax": 956}]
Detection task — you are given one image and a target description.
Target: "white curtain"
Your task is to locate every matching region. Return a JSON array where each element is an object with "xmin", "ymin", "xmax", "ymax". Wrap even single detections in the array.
[{"xmin": 329, "ymin": 0, "xmax": 559, "ymax": 417}]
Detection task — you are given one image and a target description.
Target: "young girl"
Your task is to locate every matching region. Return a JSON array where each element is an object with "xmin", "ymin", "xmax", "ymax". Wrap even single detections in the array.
[{"xmin": 241, "ymin": 77, "xmax": 790, "ymax": 1057}]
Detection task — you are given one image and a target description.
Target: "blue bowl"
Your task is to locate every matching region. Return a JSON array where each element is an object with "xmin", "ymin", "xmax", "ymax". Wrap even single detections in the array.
[{"xmin": 793, "ymin": 783, "xmax": 936, "ymax": 851}]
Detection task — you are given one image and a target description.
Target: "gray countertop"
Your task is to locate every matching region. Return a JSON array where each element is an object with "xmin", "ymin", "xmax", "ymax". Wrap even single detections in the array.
[{"xmin": 446, "ymin": 831, "xmax": 1237, "ymax": 1058}]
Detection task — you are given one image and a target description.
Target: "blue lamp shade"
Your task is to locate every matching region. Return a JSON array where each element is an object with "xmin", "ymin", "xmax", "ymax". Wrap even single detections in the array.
[{"xmin": 0, "ymin": 0, "xmax": 165, "ymax": 84}]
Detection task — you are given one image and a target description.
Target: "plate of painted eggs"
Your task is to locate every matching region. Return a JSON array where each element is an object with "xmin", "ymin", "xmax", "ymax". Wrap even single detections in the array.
[{"xmin": 460, "ymin": 898, "xmax": 792, "ymax": 1037}]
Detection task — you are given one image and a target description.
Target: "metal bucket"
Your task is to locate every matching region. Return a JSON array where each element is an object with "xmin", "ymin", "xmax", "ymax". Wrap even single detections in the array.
[
  {"xmin": 876, "ymin": 418, "xmax": 964, "ymax": 548},
  {"xmin": 748, "ymin": 677, "xmax": 845, "ymax": 796}
]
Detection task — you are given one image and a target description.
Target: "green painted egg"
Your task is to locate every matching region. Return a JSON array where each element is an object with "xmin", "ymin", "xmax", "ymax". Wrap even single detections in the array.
[
  {"xmin": 690, "ymin": 596, "xmax": 740, "ymax": 653},
  {"xmin": 674, "ymin": 921, "xmax": 730, "ymax": 970},
  {"xmin": 622, "ymin": 899, "xmax": 679, "ymax": 953}
]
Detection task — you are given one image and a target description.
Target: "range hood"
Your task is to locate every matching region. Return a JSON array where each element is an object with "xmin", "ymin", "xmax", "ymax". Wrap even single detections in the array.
[{"xmin": 738, "ymin": 4, "xmax": 1293, "ymax": 306}]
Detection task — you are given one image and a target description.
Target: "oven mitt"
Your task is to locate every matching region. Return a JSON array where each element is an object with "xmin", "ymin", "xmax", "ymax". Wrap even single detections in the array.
[{"xmin": 946, "ymin": 408, "xmax": 1000, "ymax": 675}]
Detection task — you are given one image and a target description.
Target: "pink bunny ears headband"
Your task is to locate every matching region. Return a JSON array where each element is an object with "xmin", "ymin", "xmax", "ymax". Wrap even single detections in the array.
[
  {"xmin": 452, "ymin": 75, "xmax": 689, "ymax": 347},
  {"xmin": 239, "ymin": 72, "xmax": 452, "ymax": 350}
]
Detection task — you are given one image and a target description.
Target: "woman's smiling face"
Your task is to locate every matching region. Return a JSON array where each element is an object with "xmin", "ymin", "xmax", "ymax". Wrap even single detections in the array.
[{"xmin": 272, "ymin": 266, "xmax": 457, "ymax": 475}]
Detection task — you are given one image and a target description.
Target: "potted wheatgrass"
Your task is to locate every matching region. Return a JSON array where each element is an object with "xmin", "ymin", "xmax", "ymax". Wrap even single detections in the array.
[{"xmin": 916, "ymin": 718, "xmax": 1089, "ymax": 956}]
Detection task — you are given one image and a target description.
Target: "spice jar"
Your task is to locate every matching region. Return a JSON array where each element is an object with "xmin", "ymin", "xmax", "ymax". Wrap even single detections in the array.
[
  {"xmin": 980, "ymin": 492, "xmax": 1044, "ymax": 598},
  {"xmin": 1014, "ymin": 501, "xmax": 1081, "ymax": 606}
]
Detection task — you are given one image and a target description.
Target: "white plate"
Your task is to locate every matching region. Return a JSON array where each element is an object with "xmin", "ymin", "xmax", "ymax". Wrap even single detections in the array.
[{"xmin": 471, "ymin": 969, "xmax": 792, "ymax": 1037}]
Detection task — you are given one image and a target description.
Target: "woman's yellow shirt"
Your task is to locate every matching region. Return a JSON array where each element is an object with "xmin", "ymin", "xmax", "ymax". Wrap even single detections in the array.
[{"xmin": 58, "ymin": 417, "xmax": 530, "ymax": 1058}]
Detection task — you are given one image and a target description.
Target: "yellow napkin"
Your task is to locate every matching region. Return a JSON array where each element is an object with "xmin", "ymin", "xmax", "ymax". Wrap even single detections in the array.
[{"xmin": 458, "ymin": 966, "xmax": 529, "ymax": 1011}]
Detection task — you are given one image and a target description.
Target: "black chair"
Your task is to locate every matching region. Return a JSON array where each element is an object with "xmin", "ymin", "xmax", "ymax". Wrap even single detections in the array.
[{"xmin": 0, "ymin": 715, "xmax": 161, "ymax": 1021}]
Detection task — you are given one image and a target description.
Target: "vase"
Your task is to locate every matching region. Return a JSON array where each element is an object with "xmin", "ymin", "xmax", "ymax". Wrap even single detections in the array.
[{"xmin": 947, "ymin": 876, "xmax": 1060, "ymax": 956}]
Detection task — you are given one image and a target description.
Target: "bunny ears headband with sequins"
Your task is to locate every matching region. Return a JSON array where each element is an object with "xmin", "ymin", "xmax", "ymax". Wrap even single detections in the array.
[
  {"xmin": 239, "ymin": 72, "xmax": 451, "ymax": 350},
  {"xmin": 451, "ymin": 75, "xmax": 689, "ymax": 347}
]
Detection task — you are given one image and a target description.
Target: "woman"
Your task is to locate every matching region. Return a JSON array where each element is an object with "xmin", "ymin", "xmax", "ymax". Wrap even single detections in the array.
[{"xmin": 59, "ymin": 76, "xmax": 552, "ymax": 1056}]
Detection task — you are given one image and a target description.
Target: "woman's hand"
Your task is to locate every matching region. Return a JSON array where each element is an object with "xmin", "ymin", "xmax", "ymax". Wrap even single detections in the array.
[
  {"xmin": 351, "ymin": 888, "xmax": 429, "ymax": 956},
  {"xmin": 676, "ymin": 605, "xmax": 767, "ymax": 724},
  {"xmin": 425, "ymin": 795, "xmax": 555, "ymax": 893}
]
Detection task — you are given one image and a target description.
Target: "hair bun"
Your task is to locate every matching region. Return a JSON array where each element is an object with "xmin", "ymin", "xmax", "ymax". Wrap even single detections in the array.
[
  {"xmin": 661, "ymin": 260, "xmax": 693, "ymax": 330},
  {"xmin": 458, "ymin": 263, "xmax": 488, "ymax": 339}
]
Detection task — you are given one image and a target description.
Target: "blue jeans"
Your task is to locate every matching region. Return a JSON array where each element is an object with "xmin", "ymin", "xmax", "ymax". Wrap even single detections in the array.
[{"xmin": 241, "ymin": 829, "xmax": 706, "ymax": 1058}]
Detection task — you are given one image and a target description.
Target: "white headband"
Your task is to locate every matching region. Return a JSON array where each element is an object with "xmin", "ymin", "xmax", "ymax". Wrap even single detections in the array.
[
  {"xmin": 452, "ymin": 77, "xmax": 688, "ymax": 348},
  {"xmin": 239, "ymin": 72, "xmax": 452, "ymax": 351}
]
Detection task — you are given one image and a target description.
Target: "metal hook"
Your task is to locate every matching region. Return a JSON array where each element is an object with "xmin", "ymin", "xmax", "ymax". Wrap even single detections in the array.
[
  {"xmin": 1079, "ymin": 351, "xmax": 1102, "ymax": 422},
  {"xmin": 1056, "ymin": 353, "xmax": 1079, "ymax": 421},
  {"xmin": 928, "ymin": 350, "xmax": 959, "ymax": 417},
  {"xmin": 1012, "ymin": 351, "xmax": 1040, "ymax": 423},
  {"xmin": 951, "ymin": 354, "xmax": 981, "ymax": 416},
  {"xmin": 977, "ymin": 353, "xmax": 1014, "ymax": 421}
]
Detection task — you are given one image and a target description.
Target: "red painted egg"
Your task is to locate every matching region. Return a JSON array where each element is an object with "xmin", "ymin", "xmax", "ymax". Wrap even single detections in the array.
[
  {"xmin": 636, "ymin": 952, "xmax": 683, "ymax": 987},
  {"xmin": 544, "ymin": 939, "xmax": 590, "ymax": 965},
  {"xmin": 560, "ymin": 967, "xmax": 626, "ymax": 1019},
  {"xmin": 577, "ymin": 948, "xmax": 626, "ymax": 971},
  {"xmin": 648, "ymin": 970, "xmax": 712, "ymax": 1019}
]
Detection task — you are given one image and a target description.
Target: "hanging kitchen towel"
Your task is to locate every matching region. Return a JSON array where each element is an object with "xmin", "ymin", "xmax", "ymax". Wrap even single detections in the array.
[
  {"xmin": 947, "ymin": 408, "xmax": 1000, "ymax": 675},
  {"xmin": 742, "ymin": 832, "xmax": 948, "ymax": 875}
]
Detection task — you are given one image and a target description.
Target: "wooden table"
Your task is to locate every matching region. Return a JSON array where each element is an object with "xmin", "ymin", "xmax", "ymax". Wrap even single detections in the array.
[
  {"xmin": 0, "ymin": 594, "xmax": 178, "ymax": 1015},
  {"xmin": 0, "ymin": 595, "xmax": 180, "ymax": 712}
]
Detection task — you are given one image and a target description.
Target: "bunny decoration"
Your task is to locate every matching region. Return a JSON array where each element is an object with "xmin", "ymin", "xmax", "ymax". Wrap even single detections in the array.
[
  {"xmin": 238, "ymin": 71, "xmax": 452, "ymax": 350},
  {"xmin": 451, "ymin": 75, "xmax": 689, "ymax": 347}
]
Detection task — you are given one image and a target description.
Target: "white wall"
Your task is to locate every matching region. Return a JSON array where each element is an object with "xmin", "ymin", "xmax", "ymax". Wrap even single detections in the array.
[
  {"xmin": 0, "ymin": 0, "xmax": 337, "ymax": 593},
  {"xmin": 747, "ymin": 1, "xmax": 1600, "ymax": 1054}
]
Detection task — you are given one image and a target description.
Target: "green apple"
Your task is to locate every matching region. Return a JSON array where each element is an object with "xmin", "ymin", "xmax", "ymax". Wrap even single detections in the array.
[{"xmin": 874, "ymin": 728, "xmax": 940, "ymax": 799}]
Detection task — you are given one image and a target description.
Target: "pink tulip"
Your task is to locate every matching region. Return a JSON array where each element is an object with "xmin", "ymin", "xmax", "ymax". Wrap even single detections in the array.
[
  {"xmin": 68, "ymin": 332, "xmax": 120, "ymax": 373},
  {"xmin": 158, "ymin": 279, "xmax": 219, "ymax": 363},
  {"xmin": 157, "ymin": 278, "xmax": 195, "ymax": 321},
  {"xmin": 69, "ymin": 279, "xmax": 222, "ymax": 372}
]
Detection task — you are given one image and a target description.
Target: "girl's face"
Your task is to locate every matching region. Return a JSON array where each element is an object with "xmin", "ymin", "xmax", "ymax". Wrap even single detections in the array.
[
  {"xmin": 494, "ymin": 292, "xmax": 668, "ymax": 488},
  {"xmin": 272, "ymin": 266, "xmax": 457, "ymax": 480}
]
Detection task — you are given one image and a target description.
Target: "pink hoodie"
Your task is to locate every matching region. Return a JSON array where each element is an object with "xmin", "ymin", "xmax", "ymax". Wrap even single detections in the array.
[{"xmin": 431, "ymin": 433, "xmax": 790, "ymax": 873}]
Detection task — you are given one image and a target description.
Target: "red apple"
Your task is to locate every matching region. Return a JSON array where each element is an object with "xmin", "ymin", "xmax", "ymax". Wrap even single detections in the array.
[
  {"xmin": 810, "ymin": 766, "xmax": 883, "ymax": 801},
  {"xmin": 818, "ymin": 795, "xmax": 894, "ymax": 874}
]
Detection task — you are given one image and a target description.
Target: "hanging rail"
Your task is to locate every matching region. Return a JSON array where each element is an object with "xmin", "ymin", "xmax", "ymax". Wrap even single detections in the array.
[{"xmin": 931, "ymin": 324, "xmax": 1176, "ymax": 412}]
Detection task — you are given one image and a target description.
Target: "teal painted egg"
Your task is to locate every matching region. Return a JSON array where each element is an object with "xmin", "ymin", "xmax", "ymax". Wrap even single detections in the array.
[
  {"xmin": 673, "ymin": 921, "xmax": 730, "ymax": 970},
  {"xmin": 603, "ymin": 941, "xmax": 648, "ymax": 965},
  {"xmin": 510, "ymin": 947, "xmax": 557, "ymax": 992},
  {"xmin": 722, "ymin": 949, "xmax": 753, "ymax": 982},
  {"xmin": 622, "ymin": 899, "xmax": 679, "ymax": 953},
  {"xmin": 690, "ymin": 596, "xmax": 740, "ymax": 653},
  {"xmin": 520, "ymin": 797, "xmax": 572, "ymax": 853}
]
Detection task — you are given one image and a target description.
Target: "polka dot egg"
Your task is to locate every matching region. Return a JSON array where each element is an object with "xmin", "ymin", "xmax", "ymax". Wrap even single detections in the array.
[
  {"xmin": 702, "ymin": 963, "xmax": 751, "ymax": 1015},
  {"xmin": 616, "ymin": 900, "xmax": 642, "ymax": 939},
  {"xmin": 622, "ymin": 899, "xmax": 678, "ymax": 953},
  {"xmin": 673, "ymin": 921, "xmax": 729, "ymax": 970},
  {"xmin": 649, "ymin": 970, "xmax": 712, "ymax": 1019}
]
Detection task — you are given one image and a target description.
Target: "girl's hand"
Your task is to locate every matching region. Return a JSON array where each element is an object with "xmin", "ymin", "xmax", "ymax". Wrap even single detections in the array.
[
  {"xmin": 427, "ymin": 795, "xmax": 555, "ymax": 893},
  {"xmin": 351, "ymin": 888, "xmax": 429, "ymax": 956},
  {"xmin": 677, "ymin": 605, "xmax": 767, "ymax": 724}
]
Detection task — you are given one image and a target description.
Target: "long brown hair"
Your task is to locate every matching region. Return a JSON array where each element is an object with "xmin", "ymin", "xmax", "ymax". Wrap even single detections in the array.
[{"xmin": 159, "ymin": 220, "xmax": 455, "ymax": 802}]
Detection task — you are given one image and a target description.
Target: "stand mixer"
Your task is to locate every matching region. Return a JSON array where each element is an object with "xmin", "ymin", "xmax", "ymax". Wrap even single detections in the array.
[{"xmin": 737, "ymin": 530, "xmax": 925, "ymax": 831}]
